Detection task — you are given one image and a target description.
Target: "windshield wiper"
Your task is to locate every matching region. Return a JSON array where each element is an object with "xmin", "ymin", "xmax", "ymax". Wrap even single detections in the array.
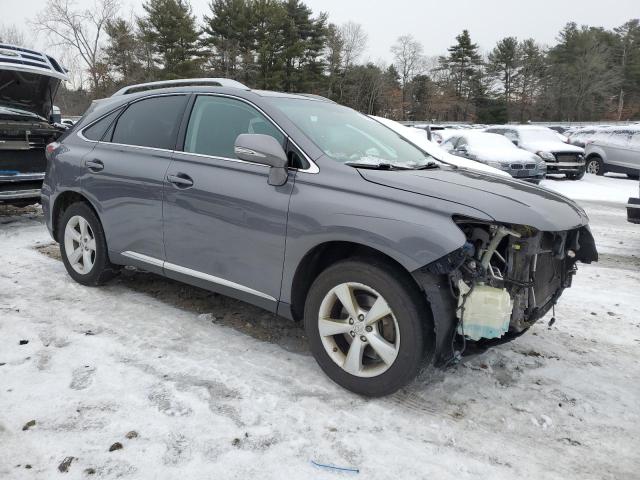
[
  {"xmin": 345, "ymin": 161, "xmax": 412, "ymax": 170},
  {"xmin": 412, "ymin": 161, "xmax": 439, "ymax": 170}
]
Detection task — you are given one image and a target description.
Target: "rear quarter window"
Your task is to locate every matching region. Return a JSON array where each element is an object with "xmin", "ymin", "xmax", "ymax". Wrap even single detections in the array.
[{"xmin": 82, "ymin": 108, "xmax": 122, "ymax": 141}]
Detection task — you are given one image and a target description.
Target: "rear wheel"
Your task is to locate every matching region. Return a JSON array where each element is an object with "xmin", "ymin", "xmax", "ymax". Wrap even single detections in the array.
[
  {"xmin": 585, "ymin": 156, "xmax": 604, "ymax": 176},
  {"xmin": 58, "ymin": 202, "xmax": 116, "ymax": 286},
  {"xmin": 304, "ymin": 259, "xmax": 433, "ymax": 396}
]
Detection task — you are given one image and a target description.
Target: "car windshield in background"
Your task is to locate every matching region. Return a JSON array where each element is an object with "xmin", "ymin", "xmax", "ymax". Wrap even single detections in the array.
[
  {"xmin": 520, "ymin": 128, "xmax": 563, "ymax": 143},
  {"xmin": 269, "ymin": 97, "xmax": 437, "ymax": 169}
]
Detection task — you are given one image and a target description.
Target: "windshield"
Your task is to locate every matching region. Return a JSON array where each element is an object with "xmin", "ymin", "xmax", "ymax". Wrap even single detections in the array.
[
  {"xmin": 519, "ymin": 128, "xmax": 562, "ymax": 143},
  {"xmin": 269, "ymin": 97, "xmax": 436, "ymax": 168},
  {"xmin": 467, "ymin": 133, "xmax": 517, "ymax": 149}
]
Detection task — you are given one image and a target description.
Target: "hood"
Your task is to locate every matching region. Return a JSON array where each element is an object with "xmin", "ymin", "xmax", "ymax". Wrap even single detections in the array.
[
  {"xmin": 358, "ymin": 167, "xmax": 589, "ymax": 232},
  {"xmin": 521, "ymin": 140, "xmax": 584, "ymax": 154},
  {"xmin": 0, "ymin": 69, "xmax": 63, "ymax": 119},
  {"xmin": 469, "ymin": 147, "xmax": 539, "ymax": 163}
]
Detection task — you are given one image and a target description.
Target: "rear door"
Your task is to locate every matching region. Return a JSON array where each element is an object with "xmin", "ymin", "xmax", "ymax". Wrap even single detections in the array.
[
  {"xmin": 83, "ymin": 94, "xmax": 189, "ymax": 268},
  {"xmin": 162, "ymin": 94, "xmax": 294, "ymax": 310}
]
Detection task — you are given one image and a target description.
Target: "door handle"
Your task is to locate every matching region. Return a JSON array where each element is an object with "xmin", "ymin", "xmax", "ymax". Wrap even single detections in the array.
[
  {"xmin": 167, "ymin": 173, "xmax": 194, "ymax": 188},
  {"xmin": 85, "ymin": 159, "xmax": 104, "ymax": 172}
]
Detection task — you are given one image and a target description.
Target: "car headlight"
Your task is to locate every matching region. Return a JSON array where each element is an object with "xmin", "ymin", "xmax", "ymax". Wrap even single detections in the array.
[
  {"xmin": 537, "ymin": 151, "xmax": 556, "ymax": 161},
  {"xmin": 486, "ymin": 160, "xmax": 509, "ymax": 170}
]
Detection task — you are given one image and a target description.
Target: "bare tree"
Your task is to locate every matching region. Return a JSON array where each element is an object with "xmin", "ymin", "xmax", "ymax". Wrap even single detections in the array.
[
  {"xmin": 340, "ymin": 21, "xmax": 368, "ymax": 70},
  {"xmin": 391, "ymin": 34, "xmax": 425, "ymax": 119},
  {"xmin": 0, "ymin": 24, "xmax": 30, "ymax": 47},
  {"xmin": 33, "ymin": 0, "xmax": 119, "ymax": 92}
]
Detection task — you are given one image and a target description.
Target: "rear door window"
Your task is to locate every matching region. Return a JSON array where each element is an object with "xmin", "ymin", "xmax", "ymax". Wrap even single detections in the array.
[
  {"xmin": 110, "ymin": 95, "xmax": 188, "ymax": 150},
  {"xmin": 183, "ymin": 95, "xmax": 285, "ymax": 159}
]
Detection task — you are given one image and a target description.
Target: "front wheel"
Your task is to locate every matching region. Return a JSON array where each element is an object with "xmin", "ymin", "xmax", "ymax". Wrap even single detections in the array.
[
  {"xmin": 59, "ymin": 202, "xmax": 116, "ymax": 286},
  {"xmin": 304, "ymin": 259, "xmax": 433, "ymax": 396},
  {"xmin": 585, "ymin": 156, "xmax": 604, "ymax": 176}
]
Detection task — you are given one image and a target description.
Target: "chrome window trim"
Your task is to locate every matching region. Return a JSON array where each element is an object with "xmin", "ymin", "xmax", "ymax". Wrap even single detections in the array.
[
  {"xmin": 77, "ymin": 92, "xmax": 189, "ymax": 146},
  {"xmin": 77, "ymin": 91, "xmax": 320, "ymax": 174},
  {"xmin": 121, "ymin": 251, "xmax": 276, "ymax": 301}
]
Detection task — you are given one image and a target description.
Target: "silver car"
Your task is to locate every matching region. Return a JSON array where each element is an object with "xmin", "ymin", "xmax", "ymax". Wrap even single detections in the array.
[
  {"xmin": 441, "ymin": 131, "xmax": 547, "ymax": 183},
  {"xmin": 584, "ymin": 126, "xmax": 640, "ymax": 179}
]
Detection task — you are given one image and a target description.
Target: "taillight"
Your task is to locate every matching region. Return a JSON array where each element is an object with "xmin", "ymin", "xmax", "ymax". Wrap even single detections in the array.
[{"xmin": 45, "ymin": 142, "xmax": 60, "ymax": 160}]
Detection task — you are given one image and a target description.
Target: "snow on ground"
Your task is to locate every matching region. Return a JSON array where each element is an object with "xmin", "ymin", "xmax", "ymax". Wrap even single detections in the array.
[
  {"xmin": 540, "ymin": 173, "xmax": 638, "ymax": 204},
  {"xmin": 1, "ymin": 176, "xmax": 639, "ymax": 480}
]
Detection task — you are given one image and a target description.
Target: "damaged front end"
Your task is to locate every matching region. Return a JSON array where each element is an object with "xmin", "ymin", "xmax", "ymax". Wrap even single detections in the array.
[{"xmin": 416, "ymin": 217, "xmax": 598, "ymax": 361}]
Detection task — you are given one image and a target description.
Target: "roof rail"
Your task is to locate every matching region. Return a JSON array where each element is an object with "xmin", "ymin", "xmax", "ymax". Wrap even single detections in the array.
[
  {"xmin": 111, "ymin": 78, "xmax": 249, "ymax": 96},
  {"xmin": 297, "ymin": 93, "xmax": 336, "ymax": 103}
]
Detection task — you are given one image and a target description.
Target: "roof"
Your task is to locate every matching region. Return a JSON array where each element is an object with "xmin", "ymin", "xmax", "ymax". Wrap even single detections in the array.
[{"xmin": 0, "ymin": 44, "xmax": 68, "ymax": 81}]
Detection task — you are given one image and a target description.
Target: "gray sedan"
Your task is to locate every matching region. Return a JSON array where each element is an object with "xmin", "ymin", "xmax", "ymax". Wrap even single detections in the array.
[{"xmin": 441, "ymin": 131, "xmax": 547, "ymax": 183}]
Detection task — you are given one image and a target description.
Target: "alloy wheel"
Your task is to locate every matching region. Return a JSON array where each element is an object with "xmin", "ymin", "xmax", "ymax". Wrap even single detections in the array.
[
  {"xmin": 64, "ymin": 215, "xmax": 96, "ymax": 274},
  {"xmin": 586, "ymin": 159, "xmax": 600, "ymax": 174},
  {"xmin": 318, "ymin": 282, "xmax": 400, "ymax": 378}
]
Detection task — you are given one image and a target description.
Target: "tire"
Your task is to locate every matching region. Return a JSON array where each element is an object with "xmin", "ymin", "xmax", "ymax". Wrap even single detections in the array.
[
  {"xmin": 58, "ymin": 202, "xmax": 116, "ymax": 286},
  {"xmin": 585, "ymin": 156, "xmax": 605, "ymax": 176},
  {"xmin": 567, "ymin": 168, "xmax": 585, "ymax": 180},
  {"xmin": 304, "ymin": 259, "xmax": 434, "ymax": 396}
]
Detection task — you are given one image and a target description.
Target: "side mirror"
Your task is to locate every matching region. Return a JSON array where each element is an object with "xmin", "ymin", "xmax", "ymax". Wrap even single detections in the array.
[
  {"xmin": 456, "ymin": 145, "xmax": 468, "ymax": 154},
  {"xmin": 234, "ymin": 134, "xmax": 288, "ymax": 186}
]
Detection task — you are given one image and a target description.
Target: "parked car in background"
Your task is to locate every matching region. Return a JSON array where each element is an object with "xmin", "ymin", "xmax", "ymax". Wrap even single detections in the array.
[
  {"xmin": 567, "ymin": 126, "xmax": 599, "ymax": 148},
  {"xmin": 441, "ymin": 131, "xmax": 546, "ymax": 183},
  {"xmin": 485, "ymin": 125, "xmax": 586, "ymax": 180},
  {"xmin": 584, "ymin": 126, "xmax": 640, "ymax": 178},
  {"xmin": 42, "ymin": 79, "xmax": 597, "ymax": 396},
  {"xmin": 0, "ymin": 44, "xmax": 68, "ymax": 206},
  {"xmin": 371, "ymin": 116, "xmax": 510, "ymax": 178},
  {"xmin": 628, "ymin": 180, "xmax": 640, "ymax": 224}
]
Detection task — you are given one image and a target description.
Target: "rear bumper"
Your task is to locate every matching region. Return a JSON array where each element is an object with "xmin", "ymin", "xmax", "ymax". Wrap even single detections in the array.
[
  {"xmin": 628, "ymin": 197, "xmax": 640, "ymax": 224},
  {"xmin": 0, "ymin": 173, "xmax": 44, "ymax": 202}
]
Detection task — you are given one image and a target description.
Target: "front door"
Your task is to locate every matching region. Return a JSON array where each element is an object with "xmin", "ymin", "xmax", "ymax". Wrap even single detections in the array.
[
  {"xmin": 163, "ymin": 95, "xmax": 294, "ymax": 310},
  {"xmin": 83, "ymin": 94, "xmax": 189, "ymax": 267}
]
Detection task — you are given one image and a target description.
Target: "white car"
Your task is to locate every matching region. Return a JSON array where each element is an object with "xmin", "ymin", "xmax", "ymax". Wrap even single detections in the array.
[
  {"xmin": 485, "ymin": 125, "xmax": 586, "ymax": 180},
  {"xmin": 371, "ymin": 116, "xmax": 510, "ymax": 178},
  {"xmin": 440, "ymin": 131, "xmax": 547, "ymax": 184}
]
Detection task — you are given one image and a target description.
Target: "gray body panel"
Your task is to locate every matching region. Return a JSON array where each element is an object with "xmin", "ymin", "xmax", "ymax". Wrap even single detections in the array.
[
  {"xmin": 42, "ymin": 85, "xmax": 591, "ymax": 320},
  {"xmin": 164, "ymin": 151, "xmax": 295, "ymax": 305},
  {"xmin": 585, "ymin": 129, "xmax": 640, "ymax": 175}
]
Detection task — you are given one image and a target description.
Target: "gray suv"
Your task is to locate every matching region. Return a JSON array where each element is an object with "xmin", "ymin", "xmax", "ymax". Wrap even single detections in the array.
[
  {"xmin": 584, "ymin": 126, "xmax": 640, "ymax": 178},
  {"xmin": 42, "ymin": 79, "xmax": 598, "ymax": 396}
]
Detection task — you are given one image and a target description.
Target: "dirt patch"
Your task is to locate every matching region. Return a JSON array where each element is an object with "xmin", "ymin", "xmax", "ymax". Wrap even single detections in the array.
[{"xmin": 33, "ymin": 243, "xmax": 307, "ymax": 353}]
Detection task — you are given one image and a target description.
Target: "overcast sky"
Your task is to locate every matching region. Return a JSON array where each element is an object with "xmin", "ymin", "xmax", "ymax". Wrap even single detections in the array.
[{"xmin": 3, "ymin": 0, "xmax": 640, "ymax": 61}]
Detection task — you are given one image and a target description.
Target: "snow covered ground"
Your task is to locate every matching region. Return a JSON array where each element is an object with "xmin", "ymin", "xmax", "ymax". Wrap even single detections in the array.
[{"xmin": 1, "ymin": 175, "xmax": 639, "ymax": 479}]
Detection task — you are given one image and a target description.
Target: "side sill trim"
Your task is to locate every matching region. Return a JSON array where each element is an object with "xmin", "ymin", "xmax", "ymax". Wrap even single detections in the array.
[{"xmin": 121, "ymin": 251, "xmax": 276, "ymax": 302}]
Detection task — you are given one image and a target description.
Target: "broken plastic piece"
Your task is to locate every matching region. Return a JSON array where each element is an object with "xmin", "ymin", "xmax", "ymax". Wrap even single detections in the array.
[{"xmin": 311, "ymin": 460, "xmax": 359, "ymax": 473}]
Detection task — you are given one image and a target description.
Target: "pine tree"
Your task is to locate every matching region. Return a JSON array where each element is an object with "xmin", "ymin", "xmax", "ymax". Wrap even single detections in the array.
[
  {"xmin": 202, "ymin": 0, "xmax": 252, "ymax": 79},
  {"xmin": 487, "ymin": 36, "xmax": 520, "ymax": 120},
  {"xmin": 138, "ymin": 0, "xmax": 202, "ymax": 79}
]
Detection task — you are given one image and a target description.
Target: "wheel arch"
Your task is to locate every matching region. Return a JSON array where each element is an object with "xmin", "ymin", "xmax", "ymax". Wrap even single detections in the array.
[
  {"xmin": 288, "ymin": 240, "xmax": 423, "ymax": 322},
  {"xmin": 52, "ymin": 190, "xmax": 102, "ymax": 242}
]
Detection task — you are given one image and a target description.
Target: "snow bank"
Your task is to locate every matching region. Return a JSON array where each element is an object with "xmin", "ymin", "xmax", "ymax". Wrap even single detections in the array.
[{"xmin": 540, "ymin": 174, "xmax": 638, "ymax": 204}]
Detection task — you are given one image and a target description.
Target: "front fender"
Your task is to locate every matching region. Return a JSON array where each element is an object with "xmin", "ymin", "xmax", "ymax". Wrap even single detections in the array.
[{"xmin": 279, "ymin": 166, "xmax": 490, "ymax": 304}]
